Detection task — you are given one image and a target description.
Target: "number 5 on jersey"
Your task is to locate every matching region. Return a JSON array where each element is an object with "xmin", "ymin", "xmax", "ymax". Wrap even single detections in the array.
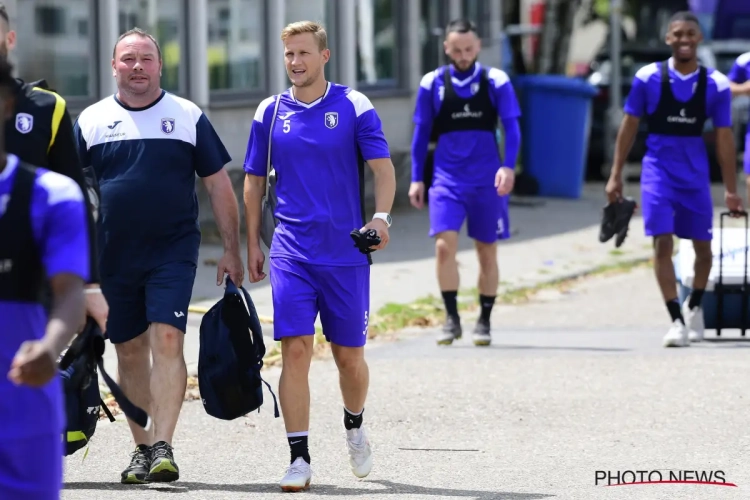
[{"xmin": 283, "ymin": 119, "xmax": 291, "ymax": 133}]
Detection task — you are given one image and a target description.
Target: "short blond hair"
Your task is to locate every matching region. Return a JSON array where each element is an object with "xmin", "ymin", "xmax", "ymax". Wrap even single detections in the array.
[{"xmin": 281, "ymin": 21, "xmax": 328, "ymax": 51}]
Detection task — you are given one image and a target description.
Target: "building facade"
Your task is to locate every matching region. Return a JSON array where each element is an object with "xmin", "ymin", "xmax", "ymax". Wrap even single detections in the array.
[{"xmin": 5, "ymin": 0, "xmax": 506, "ymax": 173}]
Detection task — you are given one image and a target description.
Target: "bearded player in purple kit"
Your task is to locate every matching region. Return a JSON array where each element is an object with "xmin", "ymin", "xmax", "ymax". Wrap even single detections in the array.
[
  {"xmin": 0, "ymin": 59, "xmax": 89, "ymax": 499},
  {"xmin": 409, "ymin": 19, "xmax": 521, "ymax": 347},
  {"xmin": 606, "ymin": 11, "xmax": 742, "ymax": 348},
  {"xmin": 243, "ymin": 21, "xmax": 396, "ymax": 492},
  {"xmin": 727, "ymin": 51, "xmax": 750, "ymax": 202}
]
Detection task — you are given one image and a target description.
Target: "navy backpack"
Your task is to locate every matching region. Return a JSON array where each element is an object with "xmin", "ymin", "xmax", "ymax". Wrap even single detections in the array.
[
  {"xmin": 59, "ymin": 319, "xmax": 151, "ymax": 456},
  {"xmin": 198, "ymin": 277, "xmax": 279, "ymax": 420}
]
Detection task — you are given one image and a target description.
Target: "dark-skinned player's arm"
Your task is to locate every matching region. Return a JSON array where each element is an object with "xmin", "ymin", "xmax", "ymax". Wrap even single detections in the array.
[
  {"xmin": 8, "ymin": 273, "xmax": 85, "ymax": 388},
  {"xmin": 606, "ymin": 70, "xmax": 647, "ymax": 201},
  {"xmin": 8, "ymin": 176, "xmax": 89, "ymax": 388}
]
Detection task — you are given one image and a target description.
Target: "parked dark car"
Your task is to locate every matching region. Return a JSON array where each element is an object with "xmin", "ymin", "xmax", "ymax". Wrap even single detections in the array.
[{"xmin": 584, "ymin": 43, "xmax": 720, "ymax": 181}]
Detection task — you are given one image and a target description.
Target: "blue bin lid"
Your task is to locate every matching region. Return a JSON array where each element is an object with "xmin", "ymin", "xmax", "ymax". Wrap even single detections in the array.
[{"xmin": 513, "ymin": 75, "xmax": 598, "ymax": 97}]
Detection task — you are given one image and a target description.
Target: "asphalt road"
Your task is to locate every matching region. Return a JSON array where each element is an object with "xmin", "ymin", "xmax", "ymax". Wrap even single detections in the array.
[{"xmin": 63, "ymin": 267, "xmax": 750, "ymax": 500}]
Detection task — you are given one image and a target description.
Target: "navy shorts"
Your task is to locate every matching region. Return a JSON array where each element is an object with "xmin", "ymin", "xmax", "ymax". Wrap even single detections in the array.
[
  {"xmin": 101, "ymin": 261, "xmax": 197, "ymax": 344},
  {"xmin": 0, "ymin": 433, "xmax": 62, "ymax": 499},
  {"xmin": 270, "ymin": 257, "xmax": 370, "ymax": 347}
]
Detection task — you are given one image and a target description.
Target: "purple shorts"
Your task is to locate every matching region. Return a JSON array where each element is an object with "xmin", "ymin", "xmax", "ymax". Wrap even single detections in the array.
[
  {"xmin": 744, "ymin": 135, "xmax": 750, "ymax": 174},
  {"xmin": 428, "ymin": 184, "xmax": 510, "ymax": 243},
  {"xmin": 0, "ymin": 433, "xmax": 62, "ymax": 499},
  {"xmin": 270, "ymin": 257, "xmax": 370, "ymax": 347},
  {"xmin": 642, "ymin": 186, "xmax": 713, "ymax": 240}
]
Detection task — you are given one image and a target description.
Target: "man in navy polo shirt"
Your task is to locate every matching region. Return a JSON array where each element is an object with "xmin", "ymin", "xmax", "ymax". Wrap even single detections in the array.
[
  {"xmin": 606, "ymin": 11, "xmax": 742, "ymax": 348},
  {"xmin": 74, "ymin": 28, "xmax": 243, "ymax": 484}
]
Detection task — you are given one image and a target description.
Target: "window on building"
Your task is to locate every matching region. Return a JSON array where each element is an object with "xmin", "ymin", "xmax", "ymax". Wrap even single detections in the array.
[
  {"xmin": 420, "ymin": 0, "xmax": 449, "ymax": 75},
  {"xmin": 118, "ymin": 0, "xmax": 186, "ymax": 95},
  {"xmin": 208, "ymin": 0, "xmax": 265, "ymax": 96},
  {"xmin": 16, "ymin": 0, "xmax": 97, "ymax": 99},
  {"xmin": 461, "ymin": 0, "xmax": 490, "ymax": 38},
  {"xmin": 356, "ymin": 0, "xmax": 401, "ymax": 88},
  {"xmin": 285, "ymin": 0, "xmax": 338, "ymax": 81},
  {"xmin": 35, "ymin": 6, "xmax": 66, "ymax": 35}
]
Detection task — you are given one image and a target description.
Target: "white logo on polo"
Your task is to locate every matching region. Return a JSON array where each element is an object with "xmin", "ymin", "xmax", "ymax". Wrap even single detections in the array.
[
  {"xmin": 325, "ymin": 112, "xmax": 338, "ymax": 129},
  {"xmin": 667, "ymin": 107, "xmax": 697, "ymax": 125},
  {"xmin": 451, "ymin": 103, "xmax": 483, "ymax": 119},
  {"xmin": 0, "ymin": 259, "xmax": 12, "ymax": 273},
  {"xmin": 15, "ymin": 113, "xmax": 33, "ymax": 134},
  {"xmin": 174, "ymin": 311, "xmax": 185, "ymax": 318}
]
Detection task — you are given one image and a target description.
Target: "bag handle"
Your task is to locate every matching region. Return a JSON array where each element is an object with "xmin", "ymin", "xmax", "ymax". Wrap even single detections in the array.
[{"xmin": 265, "ymin": 94, "xmax": 282, "ymax": 200}]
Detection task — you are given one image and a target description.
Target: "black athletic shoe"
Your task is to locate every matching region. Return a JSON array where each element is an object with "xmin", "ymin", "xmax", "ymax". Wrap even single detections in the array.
[
  {"xmin": 472, "ymin": 319, "xmax": 491, "ymax": 346},
  {"xmin": 614, "ymin": 197, "xmax": 637, "ymax": 248},
  {"xmin": 599, "ymin": 197, "xmax": 637, "ymax": 247},
  {"xmin": 599, "ymin": 202, "xmax": 618, "ymax": 243},
  {"xmin": 146, "ymin": 441, "xmax": 180, "ymax": 483},
  {"xmin": 437, "ymin": 315, "xmax": 462, "ymax": 345},
  {"xmin": 121, "ymin": 444, "xmax": 151, "ymax": 484}
]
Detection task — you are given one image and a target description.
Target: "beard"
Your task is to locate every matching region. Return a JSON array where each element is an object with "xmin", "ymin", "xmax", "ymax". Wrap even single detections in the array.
[
  {"xmin": 450, "ymin": 56, "xmax": 477, "ymax": 72},
  {"xmin": 0, "ymin": 42, "xmax": 7, "ymax": 62}
]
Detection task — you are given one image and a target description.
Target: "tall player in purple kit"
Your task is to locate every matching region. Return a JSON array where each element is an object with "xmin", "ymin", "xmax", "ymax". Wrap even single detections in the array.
[
  {"xmin": 409, "ymin": 19, "xmax": 521, "ymax": 347},
  {"xmin": 0, "ymin": 60, "xmax": 89, "ymax": 499},
  {"xmin": 727, "ymin": 51, "xmax": 750, "ymax": 202},
  {"xmin": 243, "ymin": 21, "xmax": 396, "ymax": 492},
  {"xmin": 606, "ymin": 11, "xmax": 742, "ymax": 348}
]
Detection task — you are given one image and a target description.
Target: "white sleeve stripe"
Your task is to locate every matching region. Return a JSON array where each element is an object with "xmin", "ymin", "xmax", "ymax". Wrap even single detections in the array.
[
  {"xmin": 346, "ymin": 90, "xmax": 374, "ymax": 117},
  {"xmin": 710, "ymin": 71, "xmax": 731, "ymax": 92},
  {"xmin": 738, "ymin": 52, "xmax": 750, "ymax": 67},
  {"xmin": 254, "ymin": 96, "xmax": 276, "ymax": 122},
  {"xmin": 37, "ymin": 171, "xmax": 84, "ymax": 206},
  {"xmin": 635, "ymin": 63, "xmax": 659, "ymax": 82},
  {"xmin": 420, "ymin": 71, "xmax": 437, "ymax": 90},
  {"xmin": 487, "ymin": 67, "xmax": 510, "ymax": 88}
]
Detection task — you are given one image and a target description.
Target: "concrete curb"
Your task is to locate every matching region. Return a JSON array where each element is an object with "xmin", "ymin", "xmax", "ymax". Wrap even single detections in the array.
[
  {"xmin": 186, "ymin": 254, "xmax": 653, "ymax": 329},
  {"xmin": 499, "ymin": 255, "xmax": 653, "ymax": 292}
]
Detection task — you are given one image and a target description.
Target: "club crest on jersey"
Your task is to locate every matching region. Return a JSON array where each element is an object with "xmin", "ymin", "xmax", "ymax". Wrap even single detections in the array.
[
  {"xmin": 324, "ymin": 112, "xmax": 338, "ymax": 129},
  {"xmin": 471, "ymin": 82, "xmax": 480, "ymax": 94},
  {"xmin": 161, "ymin": 118, "xmax": 175, "ymax": 135},
  {"xmin": 15, "ymin": 113, "xmax": 33, "ymax": 134}
]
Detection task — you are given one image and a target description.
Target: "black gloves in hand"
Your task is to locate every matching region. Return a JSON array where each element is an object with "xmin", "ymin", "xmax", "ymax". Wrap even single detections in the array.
[{"xmin": 350, "ymin": 229, "xmax": 381, "ymax": 254}]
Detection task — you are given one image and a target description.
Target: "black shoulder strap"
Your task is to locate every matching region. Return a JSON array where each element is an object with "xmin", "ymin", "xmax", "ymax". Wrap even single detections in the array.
[{"xmin": 660, "ymin": 59, "xmax": 670, "ymax": 85}]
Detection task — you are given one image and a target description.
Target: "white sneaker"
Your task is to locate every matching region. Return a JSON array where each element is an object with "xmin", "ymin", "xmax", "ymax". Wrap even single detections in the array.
[
  {"xmin": 279, "ymin": 457, "xmax": 312, "ymax": 492},
  {"xmin": 663, "ymin": 319, "xmax": 690, "ymax": 348},
  {"xmin": 682, "ymin": 300, "xmax": 705, "ymax": 343},
  {"xmin": 345, "ymin": 425, "xmax": 373, "ymax": 478}
]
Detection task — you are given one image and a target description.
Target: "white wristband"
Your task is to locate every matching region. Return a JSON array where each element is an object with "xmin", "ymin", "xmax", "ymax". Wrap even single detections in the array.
[{"xmin": 84, "ymin": 288, "xmax": 102, "ymax": 295}]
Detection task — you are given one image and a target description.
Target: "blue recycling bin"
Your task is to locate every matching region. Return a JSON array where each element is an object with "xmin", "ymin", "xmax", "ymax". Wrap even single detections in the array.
[{"xmin": 513, "ymin": 75, "xmax": 598, "ymax": 199}]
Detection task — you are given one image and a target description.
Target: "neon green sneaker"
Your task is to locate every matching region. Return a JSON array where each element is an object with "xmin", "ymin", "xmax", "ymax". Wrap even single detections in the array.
[{"xmin": 146, "ymin": 441, "xmax": 180, "ymax": 482}]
